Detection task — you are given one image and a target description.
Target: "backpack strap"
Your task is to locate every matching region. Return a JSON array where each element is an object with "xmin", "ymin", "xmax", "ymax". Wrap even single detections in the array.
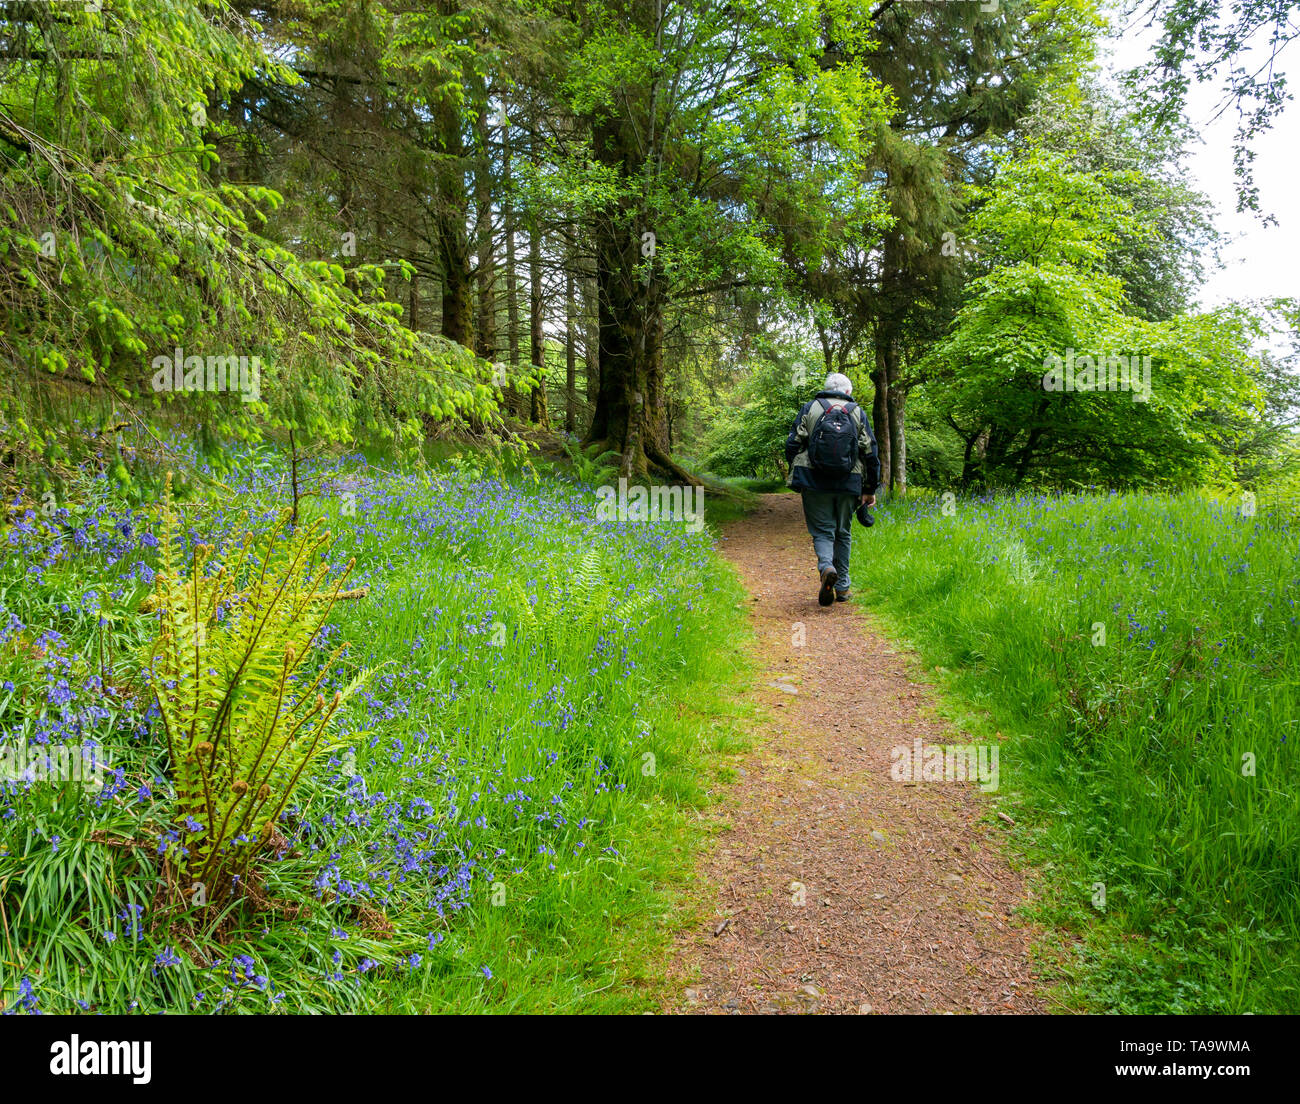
[
  {"xmin": 829, "ymin": 400, "xmax": 864, "ymax": 441},
  {"xmin": 808, "ymin": 397, "xmax": 856, "ymax": 435},
  {"xmin": 806, "ymin": 398, "xmax": 829, "ymax": 433}
]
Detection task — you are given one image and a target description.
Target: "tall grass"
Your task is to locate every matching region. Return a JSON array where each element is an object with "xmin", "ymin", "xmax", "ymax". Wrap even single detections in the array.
[
  {"xmin": 857, "ymin": 489, "xmax": 1300, "ymax": 1013},
  {"xmin": 0, "ymin": 455, "xmax": 751, "ymax": 1013}
]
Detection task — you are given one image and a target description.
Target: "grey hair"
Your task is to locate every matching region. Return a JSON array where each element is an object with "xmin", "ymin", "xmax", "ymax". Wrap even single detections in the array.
[{"xmin": 824, "ymin": 372, "xmax": 852, "ymax": 395}]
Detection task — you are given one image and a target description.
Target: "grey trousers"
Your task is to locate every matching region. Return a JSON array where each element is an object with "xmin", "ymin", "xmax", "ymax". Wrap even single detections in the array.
[{"xmin": 800, "ymin": 490, "xmax": 854, "ymax": 590}]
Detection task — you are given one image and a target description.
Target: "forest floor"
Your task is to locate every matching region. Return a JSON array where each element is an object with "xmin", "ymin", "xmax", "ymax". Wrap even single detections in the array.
[{"xmin": 668, "ymin": 492, "xmax": 1050, "ymax": 1014}]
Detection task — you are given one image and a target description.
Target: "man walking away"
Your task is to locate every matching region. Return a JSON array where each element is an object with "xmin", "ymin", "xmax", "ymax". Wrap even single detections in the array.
[{"xmin": 785, "ymin": 372, "xmax": 880, "ymax": 607}]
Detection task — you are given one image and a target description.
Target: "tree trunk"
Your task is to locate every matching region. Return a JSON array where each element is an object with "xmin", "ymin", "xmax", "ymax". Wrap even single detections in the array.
[
  {"xmin": 528, "ymin": 221, "xmax": 549, "ymax": 428},
  {"xmin": 887, "ymin": 383, "xmax": 906, "ymax": 496},
  {"xmin": 502, "ymin": 109, "xmax": 523, "ymax": 417},
  {"xmin": 579, "ymin": 4, "xmax": 692, "ymax": 482},
  {"xmin": 583, "ymin": 272, "xmax": 599, "ymax": 424},
  {"xmin": 817, "ymin": 324, "xmax": 834, "ymax": 377},
  {"xmin": 879, "ymin": 323, "xmax": 906, "ymax": 496},
  {"xmin": 584, "ymin": 204, "xmax": 691, "ymax": 481},
  {"xmin": 585, "ymin": 211, "xmax": 642, "ymax": 456},
  {"xmin": 959, "ymin": 435, "xmax": 976, "ymax": 488},
  {"xmin": 871, "ymin": 340, "xmax": 891, "ymax": 494},
  {"xmin": 433, "ymin": 81, "xmax": 470, "ymax": 345},
  {"xmin": 406, "ymin": 220, "xmax": 420, "ymax": 332},
  {"xmin": 984, "ymin": 424, "xmax": 1013, "ymax": 485},
  {"xmin": 473, "ymin": 109, "xmax": 497, "ymax": 361},
  {"xmin": 962, "ymin": 425, "xmax": 991, "ymax": 489},
  {"xmin": 565, "ymin": 241, "xmax": 577, "ymax": 435},
  {"xmin": 436, "ymin": 212, "xmax": 471, "ymax": 344},
  {"xmin": 1011, "ymin": 398, "xmax": 1050, "ymax": 484}
]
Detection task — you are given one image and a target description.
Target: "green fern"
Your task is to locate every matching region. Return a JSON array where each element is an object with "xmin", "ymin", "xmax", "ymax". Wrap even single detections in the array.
[
  {"xmin": 499, "ymin": 548, "xmax": 614, "ymax": 656},
  {"xmin": 613, "ymin": 589, "xmax": 655, "ymax": 627},
  {"xmin": 563, "ymin": 442, "xmax": 620, "ymax": 487},
  {"xmin": 569, "ymin": 547, "xmax": 610, "ymax": 621},
  {"xmin": 147, "ymin": 475, "xmax": 369, "ymax": 904}
]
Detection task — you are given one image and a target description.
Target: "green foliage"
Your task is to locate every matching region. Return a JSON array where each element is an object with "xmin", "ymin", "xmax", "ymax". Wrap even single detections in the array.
[
  {"xmin": 1126, "ymin": 0, "xmax": 1300, "ymax": 212},
  {"xmin": 859, "ymin": 490, "xmax": 1300, "ymax": 1011},
  {"xmin": 544, "ymin": 0, "xmax": 895, "ymax": 367},
  {"xmin": 701, "ymin": 345, "xmax": 815, "ymax": 480},
  {"xmin": 1015, "ymin": 81, "xmax": 1219, "ymax": 321},
  {"xmin": 0, "ymin": 1, "xmax": 502, "ymax": 483},
  {"xmin": 3, "ymin": 0, "xmax": 1299, "ymax": 1023},
  {"xmin": 925, "ymin": 146, "xmax": 1266, "ymax": 488},
  {"xmin": 561, "ymin": 441, "xmax": 620, "ymax": 487},
  {"xmin": 1207, "ymin": 298, "xmax": 1300, "ymax": 488},
  {"xmin": 502, "ymin": 545, "xmax": 665, "ymax": 662},
  {"xmin": 146, "ymin": 478, "xmax": 367, "ymax": 901},
  {"xmin": 0, "ymin": 459, "xmax": 750, "ymax": 1012}
]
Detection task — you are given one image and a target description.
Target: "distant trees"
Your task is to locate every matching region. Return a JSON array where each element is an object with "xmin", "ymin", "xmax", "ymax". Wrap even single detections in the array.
[
  {"xmin": 530, "ymin": 0, "xmax": 892, "ymax": 479},
  {"xmin": 921, "ymin": 147, "xmax": 1265, "ymax": 489},
  {"xmin": 784, "ymin": 0, "xmax": 1096, "ymax": 496}
]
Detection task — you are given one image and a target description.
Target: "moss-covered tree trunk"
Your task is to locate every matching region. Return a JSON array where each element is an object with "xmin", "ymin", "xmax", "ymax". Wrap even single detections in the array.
[
  {"xmin": 502, "ymin": 107, "xmax": 524, "ymax": 418},
  {"xmin": 871, "ymin": 349, "xmax": 891, "ymax": 495},
  {"xmin": 583, "ymin": 272, "xmax": 599, "ymax": 426},
  {"xmin": 565, "ymin": 235, "xmax": 577, "ymax": 435},
  {"xmin": 583, "ymin": 116, "xmax": 693, "ymax": 483}
]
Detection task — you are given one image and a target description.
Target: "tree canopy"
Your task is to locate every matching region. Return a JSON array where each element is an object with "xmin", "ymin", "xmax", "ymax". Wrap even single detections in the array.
[{"xmin": 1, "ymin": 0, "xmax": 1294, "ymax": 496}]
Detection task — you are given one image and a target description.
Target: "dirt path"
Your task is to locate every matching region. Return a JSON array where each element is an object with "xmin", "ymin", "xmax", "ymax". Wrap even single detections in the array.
[{"xmin": 671, "ymin": 493, "xmax": 1047, "ymax": 1015}]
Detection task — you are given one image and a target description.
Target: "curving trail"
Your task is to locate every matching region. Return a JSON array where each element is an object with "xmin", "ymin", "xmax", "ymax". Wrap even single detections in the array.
[{"xmin": 671, "ymin": 493, "xmax": 1049, "ymax": 1015}]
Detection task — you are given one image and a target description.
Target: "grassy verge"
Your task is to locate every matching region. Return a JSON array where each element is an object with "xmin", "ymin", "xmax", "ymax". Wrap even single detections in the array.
[
  {"xmin": 0, "ymin": 453, "xmax": 752, "ymax": 1013},
  {"xmin": 854, "ymin": 489, "xmax": 1300, "ymax": 1013}
]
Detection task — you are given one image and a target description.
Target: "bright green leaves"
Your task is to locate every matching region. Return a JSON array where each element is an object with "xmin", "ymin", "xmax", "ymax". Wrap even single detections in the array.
[
  {"xmin": 970, "ymin": 149, "xmax": 1149, "ymax": 271},
  {"xmin": 551, "ymin": 0, "xmax": 894, "ymax": 321},
  {"xmin": 924, "ymin": 145, "xmax": 1268, "ymax": 488},
  {"xmin": 146, "ymin": 475, "xmax": 370, "ymax": 903},
  {"xmin": 1, "ymin": 0, "xmax": 503, "ymax": 480}
]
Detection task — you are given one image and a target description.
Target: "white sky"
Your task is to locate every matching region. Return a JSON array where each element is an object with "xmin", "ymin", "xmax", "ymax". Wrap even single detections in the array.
[{"xmin": 1100, "ymin": 7, "xmax": 1299, "ymax": 309}]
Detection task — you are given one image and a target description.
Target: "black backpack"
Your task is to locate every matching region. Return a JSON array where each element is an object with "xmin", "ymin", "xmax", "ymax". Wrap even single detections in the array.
[{"xmin": 807, "ymin": 399, "xmax": 859, "ymax": 474}]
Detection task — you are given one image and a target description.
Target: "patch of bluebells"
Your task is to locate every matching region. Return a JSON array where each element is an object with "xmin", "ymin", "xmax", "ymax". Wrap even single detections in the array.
[
  {"xmin": 884, "ymin": 487, "xmax": 1300, "ymax": 798},
  {"xmin": 230, "ymin": 955, "xmax": 267, "ymax": 989},
  {"xmin": 1, "ymin": 977, "xmax": 40, "ymax": 1015},
  {"xmin": 2, "ymin": 451, "xmax": 721, "ymax": 1010},
  {"xmin": 896, "ymin": 488, "xmax": 1299, "ymax": 680},
  {"xmin": 273, "ymin": 464, "xmax": 717, "ymax": 933},
  {"xmin": 0, "ymin": 596, "xmax": 152, "ymax": 815}
]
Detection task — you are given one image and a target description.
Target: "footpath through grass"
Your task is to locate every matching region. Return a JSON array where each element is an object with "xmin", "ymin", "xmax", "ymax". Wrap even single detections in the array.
[
  {"xmin": 0, "ymin": 453, "xmax": 751, "ymax": 1013},
  {"xmin": 855, "ymin": 489, "xmax": 1300, "ymax": 1013}
]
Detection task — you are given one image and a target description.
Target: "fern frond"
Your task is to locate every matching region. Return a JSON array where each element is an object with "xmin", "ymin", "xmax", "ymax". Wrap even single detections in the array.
[{"xmin": 145, "ymin": 485, "xmax": 371, "ymax": 902}]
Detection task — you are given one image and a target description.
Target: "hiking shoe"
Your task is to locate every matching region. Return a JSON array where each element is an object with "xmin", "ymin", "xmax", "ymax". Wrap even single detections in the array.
[
  {"xmin": 818, "ymin": 568, "xmax": 838, "ymax": 607},
  {"xmin": 835, "ymin": 589, "xmax": 851, "ymax": 602}
]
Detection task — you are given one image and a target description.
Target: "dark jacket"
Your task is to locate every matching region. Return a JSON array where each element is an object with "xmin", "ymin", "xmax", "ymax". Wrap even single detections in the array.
[{"xmin": 785, "ymin": 390, "xmax": 881, "ymax": 495}]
